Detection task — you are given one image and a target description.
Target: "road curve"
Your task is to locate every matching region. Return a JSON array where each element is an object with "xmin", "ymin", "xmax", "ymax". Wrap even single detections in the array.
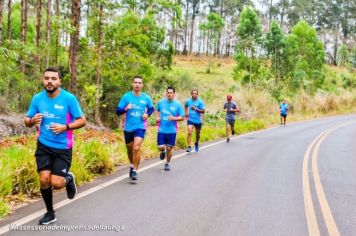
[{"xmin": 1, "ymin": 114, "xmax": 356, "ymax": 236}]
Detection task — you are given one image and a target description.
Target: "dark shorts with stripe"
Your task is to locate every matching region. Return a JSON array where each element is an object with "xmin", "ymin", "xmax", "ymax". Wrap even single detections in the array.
[
  {"xmin": 280, "ymin": 113, "xmax": 287, "ymax": 118},
  {"xmin": 124, "ymin": 129, "xmax": 146, "ymax": 144},
  {"xmin": 35, "ymin": 141, "xmax": 72, "ymax": 177},
  {"xmin": 187, "ymin": 121, "xmax": 202, "ymax": 130},
  {"xmin": 157, "ymin": 132, "xmax": 177, "ymax": 147}
]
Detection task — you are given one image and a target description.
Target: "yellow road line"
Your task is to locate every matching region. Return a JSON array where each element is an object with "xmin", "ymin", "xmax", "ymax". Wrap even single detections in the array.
[
  {"xmin": 303, "ymin": 121, "xmax": 356, "ymax": 236},
  {"xmin": 303, "ymin": 131, "xmax": 326, "ymax": 236}
]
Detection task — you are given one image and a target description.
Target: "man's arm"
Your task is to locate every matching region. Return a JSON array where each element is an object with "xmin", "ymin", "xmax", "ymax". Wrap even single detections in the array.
[
  {"xmin": 50, "ymin": 116, "xmax": 86, "ymax": 135},
  {"xmin": 24, "ymin": 113, "xmax": 43, "ymax": 127}
]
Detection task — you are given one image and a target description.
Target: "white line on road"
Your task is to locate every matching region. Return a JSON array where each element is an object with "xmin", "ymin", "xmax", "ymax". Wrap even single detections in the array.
[{"xmin": 0, "ymin": 126, "xmax": 276, "ymax": 235}]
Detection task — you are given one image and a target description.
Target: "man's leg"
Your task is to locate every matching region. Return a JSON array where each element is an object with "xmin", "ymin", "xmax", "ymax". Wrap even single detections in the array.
[
  {"xmin": 226, "ymin": 122, "xmax": 231, "ymax": 142},
  {"xmin": 39, "ymin": 171, "xmax": 54, "ymax": 212},
  {"xmin": 166, "ymin": 145, "xmax": 173, "ymax": 170},
  {"xmin": 194, "ymin": 124, "xmax": 201, "ymax": 152},
  {"xmin": 126, "ymin": 142, "xmax": 134, "ymax": 164},
  {"xmin": 132, "ymin": 137, "xmax": 143, "ymax": 170},
  {"xmin": 186, "ymin": 125, "xmax": 193, "ymax": 152},
  {"xmin": 39, "ymin": 171, "xmax": 56, "ymax": 225},
  {"xmin": 280, "ymin": 115, "xmax": 283, "ymax": 125}
]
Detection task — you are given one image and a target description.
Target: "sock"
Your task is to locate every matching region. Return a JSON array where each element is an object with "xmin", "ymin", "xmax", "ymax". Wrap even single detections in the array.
[
  {"xmin": 65, "ymin": 174, "xmax": 72, "ymax": 186},
  {"xmin": 40, "ymin": 187, "xmax": 54, "ymax": 212},
  {"xmin": 130, "ymin": 164, "xmax": 134, "ymax": 168},
  {"xmin": 195, "ymin": 143, "xmax": 198, "ymax": 146}
]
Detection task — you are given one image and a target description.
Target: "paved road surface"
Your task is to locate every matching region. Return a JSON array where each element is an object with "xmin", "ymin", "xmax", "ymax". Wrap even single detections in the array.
[{"xmin": 1, "ymin": 115, "xmax": 355, "ymax": 236}]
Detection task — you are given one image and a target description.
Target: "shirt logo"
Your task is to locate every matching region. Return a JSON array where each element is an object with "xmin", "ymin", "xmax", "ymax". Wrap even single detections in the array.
[
  {"xmin": 54, "ymin": 104, "xmax": 64, "ymax": 110},
  {"xmin": 140, "ymin": 100, "xmax": 146, "ymax": 104},
  {"xmin": 62, "ymin": 169, "xmax": 67, "ymax": 173}
]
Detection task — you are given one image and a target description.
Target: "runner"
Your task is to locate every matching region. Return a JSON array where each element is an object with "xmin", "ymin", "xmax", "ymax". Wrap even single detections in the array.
[
  {"xmin": 280, "ymin": 99, "xmax": 289, "ymax": 126},
  {"xmin": 223, "ymin": 95, "xmax": 239, "ymax": 143},
  {"xmin": 185, "ymin": 89, "xmax": 205, "ymax": 152},
  {"xmin": 116, "ymin": 76, "xmax": 154, "ymax": 181},
  {"xmin": 155, "ymin": 86, "xmax": 184, "ymax": 171},
  {"xmin": 24, "ymin": 67, "xmax": 86, "ymax": 225}
]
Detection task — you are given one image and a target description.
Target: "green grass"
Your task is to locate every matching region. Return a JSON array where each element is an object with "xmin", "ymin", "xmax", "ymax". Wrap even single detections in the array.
[{"xmin": 1, "ymin": 56, "xmax": 355, "ymax": 218}]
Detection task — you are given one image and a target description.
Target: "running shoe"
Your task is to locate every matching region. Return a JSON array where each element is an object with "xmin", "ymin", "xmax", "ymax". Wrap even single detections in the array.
[
  {"xmin": 186, "ymin": 146, "xmax": 192, "ymax": 152},
  {"xmin": 66, "ymin": 172, "xmax": 77, "ymax": 199},
  {"xmin": 131, "ymin": 170, "xmax": 138, "ymax": 180},
  {"xmin": 194, "ymin": 143, "xmax": 199, "ymax": 152},
  {"xmin": 129, "ymin": 166, "xmax": 134, "ymax": 178},
  {"xmin": 39, "ymin": 211, "xmax": 56, "ymax": 225},
  {"xmin": 164, "ymin": 163, "xmax": 170, "ymax": 171},
  {"xmin": 160, "ymin": 150, "xmax": 166, "ymax": 160},
  {"xmin": 226, "ymin": 138, "xmax": 230, "ymax": 143}
]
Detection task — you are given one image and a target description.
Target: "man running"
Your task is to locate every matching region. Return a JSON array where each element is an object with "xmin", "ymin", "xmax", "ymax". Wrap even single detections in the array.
[
  {"xmin": 155, "ymin": 86, "xmax": 184, "ymax": 171},
  {"xmin": 116, "ymin": 76, "xmax": 154, "ymax": 181},
  {"xmin": 24, "ymin": 67, "xmax": 86, "ymax": 225},
  {"xmin": 223, "ymin": 95, "xmax": 239, "ymax": 143},
  {"xmin": 280, "ymin": 99, "xmax": 289, "ymax": 126},
  {"xmin": 185, "ymin": 89, "xmax": 205, "ymax": 152}
]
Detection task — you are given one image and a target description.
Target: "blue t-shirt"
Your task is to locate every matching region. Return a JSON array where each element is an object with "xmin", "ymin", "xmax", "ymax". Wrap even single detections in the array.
[
  {"xmin": 185, "ymin": 98, "xmax": 205, "ymax": 124},
  {"xmin": 280, "ymin": 103, "xmax": 289, "ymax": 115},
  {"xmin": 117, "ymin": 92, "xmax": 153, "ymax": 132},
  {"xmin": 26, "ymin": 89, "xmax": 84, "ymax": 149},
  {"xmin": 156, "ymin": 98, "xmax": 185, "ymax": 134}
]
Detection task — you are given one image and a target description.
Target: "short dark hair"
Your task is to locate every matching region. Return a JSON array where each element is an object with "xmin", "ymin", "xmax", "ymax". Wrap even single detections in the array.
[
  {"xmin": 44, "ymin": 67, "xmax": 61, "ymax": 79},
  {"xmin": 191, "ymin": 89, "xmax": 198, "ymax": 94},
  {"xmin": 133, "ymin": 75, "xmax": 143, "ymax": 81},
  {"xmin": 167, "ymin": 85, "xmax": 175, "ymax": 93}
]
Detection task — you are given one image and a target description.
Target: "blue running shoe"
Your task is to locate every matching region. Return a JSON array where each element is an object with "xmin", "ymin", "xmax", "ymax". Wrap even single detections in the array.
[
  {"xmin": 164, "ymin": 163, "xmax": 170, "ymax": 171},
  {"xmin": 160, "ymin": 151, "xmax": 166, "ymax": 160},
  {"xmin": 131, "ymin": 170, "xmax": 138, "ymax": 180},
  {"xmin": 194, "ymin": 143, "xmax": 199, "ymax": 152}
]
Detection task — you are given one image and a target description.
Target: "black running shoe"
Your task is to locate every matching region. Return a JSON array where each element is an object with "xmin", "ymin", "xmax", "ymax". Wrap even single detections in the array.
[
  {"xmin": 66, "ymin": 172, "xmax": 77, "ymax": 199},
  {"xmin": 232, "ymin": 130, "xmax": 235, "ymax": 135},
  {"xmin": 131, "ymin": 170, "xmax": 138, "ymax": 180},
  {"xmin": 129, "ymin": 166, "xmax": 134, "ymax": 178},
  {"xmin": 160, "ymin": 151, "xmax": 166, "ymax": 160},
  {"xmin": 39, "ymin": 211, "xmax": 56, "ymax": 225},
  {"xmin": 186, "ymin": 146, "xmax": 192, "ymax": 152},
  {"xmin": 226, "ymin": 138, "xmax": 230, "ymax": 143}
]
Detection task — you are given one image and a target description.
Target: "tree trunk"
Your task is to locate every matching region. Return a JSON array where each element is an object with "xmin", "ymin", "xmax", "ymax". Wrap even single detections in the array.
[
  {"xmin": 36, "ymin": 0, "xmax": 42, "ymax": 48},
  {"xmin": 0, "ymin": 0, "xmax": 4, "ymax": 47},
  {"xmin": 94, "ymin": 3, "xmax": 103, "ymax": 127},
  {"xmin": 182, "ymin": 1, "xmax": 189, "ymax": 55},
  {"xmin": 6, "ymin": 0, "xmax": 11, "ymax": 41},
  {"xmin": 216, "ymin": 2, "xmax": 224, "ymax": 56},
  {"xmin": 45, "ymin": 0, "xmax": 51, "ymax": 67},
  {"xmin": 332, "ymin": 25, "xmax": 339, "ymax": 66},
  {"xmin": 280, "ymin": 0, "xmax": 286, "ymax": 29},
  {"xmin": 189, "ymin": 1, "xmax": 199, "ymax": 55},
  {"xmin": 69, "ymin": 0, "xmax": 81, "ymax": 94},
  {"xmin": 54, "ymin": 0, "xmax": 59, "ymax": 66},
  {"xmin": 20, "ymin": 0, "xmax": 28, "ymax": 73}
]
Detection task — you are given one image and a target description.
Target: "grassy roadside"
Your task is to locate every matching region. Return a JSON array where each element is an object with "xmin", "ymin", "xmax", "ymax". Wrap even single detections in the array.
[
  {"xmin": 1, "ymin": 56, "xmax": 355, "ymax": 218},
  {"xmin": 0, "ymin": 117, "xmax": 265, "ymax": 218}
]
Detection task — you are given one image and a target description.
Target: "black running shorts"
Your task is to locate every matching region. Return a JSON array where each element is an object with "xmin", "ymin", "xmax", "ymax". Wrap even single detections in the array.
[{"xmin": 35, "ymin": 141, "xmax": 72, "ymax": 177}]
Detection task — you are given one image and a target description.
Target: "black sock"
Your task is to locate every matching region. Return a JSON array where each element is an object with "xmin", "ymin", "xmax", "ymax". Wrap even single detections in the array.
[{"xmin": 40, "ymin": 187, "xmax": 54, "ymax": 212}]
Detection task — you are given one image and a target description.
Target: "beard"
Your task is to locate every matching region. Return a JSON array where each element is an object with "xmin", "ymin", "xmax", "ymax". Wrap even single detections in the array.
[{"xmin": 45, "ymin": 85, "xmax": 59, "ymax": 94}]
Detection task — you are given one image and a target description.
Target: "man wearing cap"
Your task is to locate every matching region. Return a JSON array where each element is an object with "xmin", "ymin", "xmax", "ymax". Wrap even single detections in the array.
[{"xmin": 223, "ymin": 95, "xmax": 239, "ymax": 143}]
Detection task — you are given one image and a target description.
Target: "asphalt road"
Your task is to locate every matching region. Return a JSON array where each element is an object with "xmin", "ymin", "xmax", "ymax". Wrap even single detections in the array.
[{"xmin": 1, "ymin": 115, "xmax": 356, "ymax": 236}]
